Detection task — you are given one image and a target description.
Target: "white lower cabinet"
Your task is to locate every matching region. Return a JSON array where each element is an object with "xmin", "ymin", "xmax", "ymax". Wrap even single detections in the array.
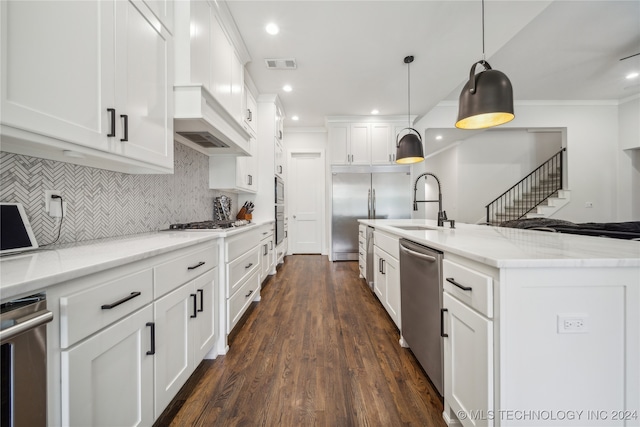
[
  {"xmin": 56, "ymin": 240, "xmax": 219, "ymax": 426},
  {"xmin": 443, "ymin": 292, "xmax": 493, "ymax": 427},
  {"xmin": 223, "ymin": 229, "xmax": 261, "ymax": 335},
  {"xmin": 61, "ymin": 305, "xmax": 155, "ymax": 427},
  {"xmin": 154, "ymin": 268, "xmax": 217, "ymax": 417},
  {"xmin": 373, "ymin": 245, "xmax": 401, "ymax": 329}
]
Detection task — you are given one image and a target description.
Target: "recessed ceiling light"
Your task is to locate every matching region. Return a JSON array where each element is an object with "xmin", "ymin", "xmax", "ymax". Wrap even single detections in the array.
[
  {"xmin": 371, "ymin": 109, "xmax": 379, "ymax": 115},
  {"xmin": 282, "ymin": 84, "xmax": 292, "ymax": 92},
  {"xmin": 292, "ymin": 116, "xmax": 299, "ymax": 121},
  {"xmin": 626, "ymin": 72, "xmax": 639, "ymax": 80},
  {"xmin": 435, "ymin": 135, "xmax": 443, "ymax": 140},
  {"xmin": 265, "ymin": 23, "xmax": 279, "ymax": 35}
]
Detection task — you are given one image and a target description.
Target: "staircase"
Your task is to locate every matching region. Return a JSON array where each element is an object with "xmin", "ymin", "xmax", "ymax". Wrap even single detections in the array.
[{"xmin": 486, "ymin": 148, "xmax": 569, "ymax": 225}]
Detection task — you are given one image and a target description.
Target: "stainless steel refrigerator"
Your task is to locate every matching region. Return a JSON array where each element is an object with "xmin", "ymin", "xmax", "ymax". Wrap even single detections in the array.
[{"xmin": 331, "ymin": 165, "xmax": 412, "ymax": 261}]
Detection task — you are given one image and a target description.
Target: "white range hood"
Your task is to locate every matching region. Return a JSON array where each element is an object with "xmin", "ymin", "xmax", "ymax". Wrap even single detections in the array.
[{"xmin": 173, "ymin": 84, "xmax": 251, "ymax": 156}]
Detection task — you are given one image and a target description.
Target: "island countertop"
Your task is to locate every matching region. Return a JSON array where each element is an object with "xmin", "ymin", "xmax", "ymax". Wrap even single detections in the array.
[{"xmin": 358, "ymin": 219, "xmax": 640, "ymax": 268}]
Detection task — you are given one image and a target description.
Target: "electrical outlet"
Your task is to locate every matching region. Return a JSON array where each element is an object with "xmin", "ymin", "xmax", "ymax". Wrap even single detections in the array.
[
  {"xmin": 557, "ymin": 314, "xmax": 589, "ymax": 334},
  {"xmin": 44, "ymin": 190, "xmax": 63, "ymax": 218},
  {"xmin": 585, "ymin": 202, "xmax": 593, "ymax": 208}
]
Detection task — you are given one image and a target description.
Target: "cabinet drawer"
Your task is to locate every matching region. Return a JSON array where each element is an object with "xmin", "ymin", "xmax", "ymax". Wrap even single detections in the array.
[
  {"xmin": 443, "ymin": 259, "xmax": 493, "ymax": 318},
  {"xmin": 60, "ymin": 269, "xmax": 153, "ymax": 348},
  {"xmin": 227, "ymin": 268, "xmax": 260, "ymax": 332},
  {"xmin": 374, "ymin": 230, "xmax": 399, "ymax": 259},
  {"xmin": 154, "ymin": 244, "xmax": 217, "ymax": 298},
  {"xmin": 258, "ymin": 223, "xmax": 274, "ymax": 239},
  {"xmin": 227, "ymin": 245, "xmax": 261, "ymax": 297},
  {"xmin": 226, "ymin": 229, "xmax": 260, "ymax": 262},
  {"xmin": 358, "ymin": 234, "xmax": 365, "ymax": 250}
]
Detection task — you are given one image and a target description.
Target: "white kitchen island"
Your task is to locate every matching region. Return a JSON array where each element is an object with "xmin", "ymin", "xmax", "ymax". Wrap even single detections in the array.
[{"xmin": 359, "ymin": 219, "xmax": 640, "ymax": 427}]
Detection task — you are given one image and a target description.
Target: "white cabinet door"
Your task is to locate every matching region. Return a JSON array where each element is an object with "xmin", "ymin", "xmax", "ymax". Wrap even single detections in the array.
[
  {"xmin": 231, "ymin": 52, "xmax": 244, "ymax": 124},
  {"xmin": 191, "ymin": 268, "xmax": 217, "ymax": 362},
  {"xmin": 210, "ymin": 13, "xmax": 232, "ymax": 112},
  {"xmin": 1, "ymin": 0, "xmax": 113, "ymax": 151},
  {"xmin": 370, "ymin": 123, "xmax": 393, "ymax": 164},
  {"xmin": 329, "ymin": 124, "xmax": 350, "ymax": 165},
  {"xmin": 350, "ymin": 123, "xmax": 371, "ymax": 165},
  {"xmin": 114, "ymin": 0, "xmax": 172, "ymax": 169},
  {"xmin": 443, "ymin": 292, "xmax": 493, "ymax": 427},
  {"xmin": 244, "ymin": 88, "xmax": 258, "ymax": 136},
  {"xmin": 154, "ymin": 282, "xmax": 193, "ymax": 416},
  {"xmin": 62, "ymin": 305, "xmax": 154, "ymax": 427},
  {"xmin": 384, "ymin": 254, "xmax": 401, "ymax": 329}
]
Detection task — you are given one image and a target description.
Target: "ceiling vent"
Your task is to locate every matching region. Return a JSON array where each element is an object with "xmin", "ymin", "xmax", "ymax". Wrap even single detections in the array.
[
  {"xmin": 176, "ymin": 131, "xmax": 229, "ymax": 148},
  {"xmin": 265, "ymin": 58, "xmax": 297, "ymax": 70}
]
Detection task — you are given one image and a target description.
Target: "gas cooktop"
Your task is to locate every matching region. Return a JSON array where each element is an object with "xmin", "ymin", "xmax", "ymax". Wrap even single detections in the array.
[{"xmin": 168, "ymin": 220, "xmax": 251, "ymax": 230}]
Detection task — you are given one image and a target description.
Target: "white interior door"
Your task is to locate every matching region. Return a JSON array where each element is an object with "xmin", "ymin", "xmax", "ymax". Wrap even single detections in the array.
[{"xmin": 290, "ymin": 151, "xmax": 324, "ymax": 254}]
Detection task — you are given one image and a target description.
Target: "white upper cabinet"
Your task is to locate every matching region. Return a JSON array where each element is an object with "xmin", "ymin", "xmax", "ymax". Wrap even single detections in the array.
[
  {"xmin": 243, "ymin": 86, "xmax": 258, "ymax": 137},
  {"xmin": 328, "ymin": 119, "xmax": 408, "ymax": 165},
  {"xmin": 371, "ymin": 123, "xmax": 393, "ymax": 164},
  {"xmin": 0, "ymin": 0, "xmax": 173, "ymax": 174},
  {"xmin": 349, "ymin": 123, "xmax": 371, "ymax": 165}
]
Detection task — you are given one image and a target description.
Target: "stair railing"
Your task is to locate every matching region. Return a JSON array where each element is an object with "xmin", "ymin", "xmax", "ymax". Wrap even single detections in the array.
[{"xmin": 486, "ymin": 148, "xmax": 566, "ymax": 225}]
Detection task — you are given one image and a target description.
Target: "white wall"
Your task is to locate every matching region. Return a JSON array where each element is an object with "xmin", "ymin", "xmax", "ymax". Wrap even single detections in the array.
[
  {"xmin": 617, "ymin": 96, "xmax": 640, "ymax": 220},
  {"xmin": 413, "ymin": 145, "xmax": 460, "ymax": 222},
  {"xmin": 414, "ymin": 101, "xmax": 627, "ymax": 223}
]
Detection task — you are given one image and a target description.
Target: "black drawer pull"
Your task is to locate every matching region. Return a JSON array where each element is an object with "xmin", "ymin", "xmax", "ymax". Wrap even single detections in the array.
[
  {"xmin": 107, "ymin": 108, "xmax": 116, "ymax": 137},
  {"xmin": 245, "ymin": 289, "xmax": 254, "ymax": 298},
  {"xmin": 190, "ymin": 294, "xmax": 197, "ymax": 318},
  {"xmin": 188, "ymin": 261, "xmax": 205, "ymax": 270},
  {"xmin": 440, "ymin": 309, "xmax": 448, "ymax": 338},
  {"xmin": 146, "ymin": 322, "xmax": 155, "ymax": 355},
  {"xmin": 245, "ymin": 263, "xmax": 253, "ymax": 269},
  {"xmin": 446, "ymin": 277, "xmax": 472, "ymax": 291},
  {"xmin": 101, "ymin": 291, "xmax": 141, "ymax": 309},
  {"xmin": 197, "ymin": 289, "xmax": 204, "ymax": 312},
  {"xmin": 120, "ymin": 114, "xmax": 128, "ymax": 142}
]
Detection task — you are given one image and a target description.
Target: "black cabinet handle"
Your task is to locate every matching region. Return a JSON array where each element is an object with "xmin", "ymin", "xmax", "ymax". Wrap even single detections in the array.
[
  {"xmin": 197, "ymin": 289, "xmax": 204, "ymax": 312},
  {"xmin": 120, "ymin": 114, "xmax": 128, "ymax": 142},
  {"xmin": 101, "ymin": 291, "xmax": 141, "ymax": 309},
  {"xmin": 188, "ymin": 261, "xmax": 205, "ymax": 270},
  {"xmin": 446, "ymin": 277, "xmax": 472, "ymax": 291},
  {"xmin": 382, "ymin": 259, "xmax": 386, "ymax": 275},
  {"xmin": 247, "ymin": 109, "xmax": 252, "ymax": 122},
  {"xmin": 245, "ymin": 263, "xmax": 253, "ymax": 269},
  {"xmin": 263, "ymin": 244, "xmax": 268, "ymax": 256},
  {"xmin": 107, "ymin": 108, "xmax": 116, "ymax": 137},
  {"xmin": 270, "ymin": 241, "xmax": 273, "ymax": 250},
  {"xmin": 146, "ymin": 322, "xmax": 155, "ymax": 355},
  {"xmin": 245, "ymin": 289, "xmax": 254, "ymax": 298},
  {"xmin": 190, "ymin": 294, "xmax": 197, "ymax": 318},
  {"xmin": 440, "ymin": 308, "xmax": 448, "ymax": 338},
  {"xmin": 248, "ymin": 175, "xmax": 252, "ymax": 185}
]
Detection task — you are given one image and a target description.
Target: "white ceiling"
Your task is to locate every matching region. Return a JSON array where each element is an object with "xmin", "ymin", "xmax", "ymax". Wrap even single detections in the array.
[{"xmin": 227, "ymin": 1, "xmax": 640, "ymax": 129}]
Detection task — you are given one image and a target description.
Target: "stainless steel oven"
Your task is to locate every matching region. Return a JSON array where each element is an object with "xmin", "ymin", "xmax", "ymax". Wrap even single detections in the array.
[
  {"xmin": 1, "ymin": 293, "xmax": 53, "ymax": 427},
  {"xmin": 275, "ymin": 176, "xmax": 284, "ymax": 204},
  {"xmin": 275, "ymin": 205, "xmax": 284, "ymax": 245}
]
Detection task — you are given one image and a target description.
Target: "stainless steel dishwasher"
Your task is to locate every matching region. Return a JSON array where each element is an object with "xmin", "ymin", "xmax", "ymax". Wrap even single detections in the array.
[{"xmin": 399, "ymin": 238, "xmax": 444, "ymax": 396}]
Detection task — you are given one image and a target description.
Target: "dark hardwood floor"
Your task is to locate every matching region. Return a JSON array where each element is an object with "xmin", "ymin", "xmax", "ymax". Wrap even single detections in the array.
[{"xmin": 155, "ymin": 255, "xmax": 446, "ymax": 427}]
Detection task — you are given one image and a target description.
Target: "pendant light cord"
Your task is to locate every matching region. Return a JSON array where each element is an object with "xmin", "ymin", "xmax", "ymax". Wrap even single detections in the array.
[
  {"xmin": 407, "ymin": 60, "xmax": 411, "ymax": 125},
  {"xmin": 481, "ymin": 0, "xmax": 485, "ymax": 60}
]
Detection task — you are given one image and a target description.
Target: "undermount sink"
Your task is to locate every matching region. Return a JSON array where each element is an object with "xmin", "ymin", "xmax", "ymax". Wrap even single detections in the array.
[{"xmin": 392, "ymin": 225, "xmax": 436, "ymax": 231}]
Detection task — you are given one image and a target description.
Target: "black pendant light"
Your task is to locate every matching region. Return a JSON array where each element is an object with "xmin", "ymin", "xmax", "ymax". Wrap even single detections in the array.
[
  {"xmin": 455, "ymin": 0, "xmax": 514, "ymax": 129},
  {"xmin": 396, "ymin": 56, "xmax": 424, "ymax": 164}
]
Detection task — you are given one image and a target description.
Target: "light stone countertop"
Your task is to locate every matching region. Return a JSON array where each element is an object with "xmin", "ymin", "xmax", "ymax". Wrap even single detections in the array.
[
  {"xmin": 358, "ymin": 219, "xmax": 640, "ymax": 268},
  {"xmin": 0, "ymin": 222, "xmax": 271, "ymax": 301}
]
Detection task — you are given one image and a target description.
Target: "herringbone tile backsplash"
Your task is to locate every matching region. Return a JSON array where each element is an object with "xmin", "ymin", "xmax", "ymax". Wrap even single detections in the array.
[{"xmin": 0, "ymin": 143, "xmax": 235, "ymax": 245}]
